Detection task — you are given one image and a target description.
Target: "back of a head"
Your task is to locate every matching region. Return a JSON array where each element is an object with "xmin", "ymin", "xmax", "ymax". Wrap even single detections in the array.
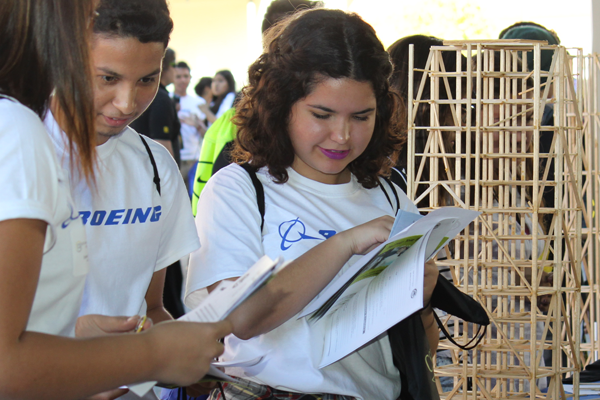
[
  {"xmin": 94, "ymin": 0, "xmax": 173, "ymax": 47},
  {"xmin": 0, "ymin": 0, "xmax": 93, "ymax": 117},
  {"xmin": 0, "ymin": 0, "xmax": 96, "ymax": 182},
  {"xmin": 388, "ymin": 35, "xmax": 444, "ymax": 99},
  {"xmin": 261, "ymin": 0, "xmax": 323, "ymax": 33},
  {"xmin": 499, "ymin": 22, "xmax": 560, "ymax": 73},
  {"xmin": 162, "ymin": 48, "xmax": 176, "ymax": 72},
  {"xmin": 195, "ymin": 77, "xmax": 213, "ymax": 97}
]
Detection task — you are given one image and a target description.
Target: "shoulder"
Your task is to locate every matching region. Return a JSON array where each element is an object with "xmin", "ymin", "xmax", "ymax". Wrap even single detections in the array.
[
  {"xmin": 118, "ymin": 127, "xmax": 179, "ymax": 172},
  {"xmin": 151, "ymin": 88, "xmax": 174, "ymax": 109},
  {"xmin": 0, "ymin": 98, "xmax": 47, "ymax": 137},
  {"xmin": 208, "ymin": 163, "xmax": 254, "ymax": 190},
  {"xmin": 0, "ymin": 99, "xmax": 57, "ymax": 162}
]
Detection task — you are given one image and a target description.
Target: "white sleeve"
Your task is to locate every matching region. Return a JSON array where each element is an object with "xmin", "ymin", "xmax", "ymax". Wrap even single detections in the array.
[
  {"xmin": 185, "ymin": 164, "xmax": 264, "ymax": 304},
  {"xmin": 151, "ymin": 141, "xmax": 200, "ymax": 271},
  {"xmin": 0, "ymin": 101, "xmax": 58, "ymax": 232},
  {"xmin": 215, "ymin": 92, "xmax": 236, "ymax": 119}
]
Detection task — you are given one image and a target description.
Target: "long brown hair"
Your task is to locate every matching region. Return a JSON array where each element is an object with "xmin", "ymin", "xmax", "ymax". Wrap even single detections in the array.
[{"xmin": 0, "ymin": 0, "xmax": 97, "ymax": 184}]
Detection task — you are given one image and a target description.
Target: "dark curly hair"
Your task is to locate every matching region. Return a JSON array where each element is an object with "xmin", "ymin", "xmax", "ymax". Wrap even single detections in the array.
[
  {"xmin": 93, "ymin": 0, "xmax": 173, "ymax": 48},
  {"xmin": 232, "ymin": 8, "xmax": 404, "ymax": 189}
]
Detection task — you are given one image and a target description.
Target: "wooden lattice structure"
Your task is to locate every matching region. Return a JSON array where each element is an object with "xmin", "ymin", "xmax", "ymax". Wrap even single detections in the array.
[
  {"xmin": 406, "ymin": 40, "xmax": 584, "ymax": 399},
  {"xmin": 575, "ymin": 52, "xmax": 600, "ymax": 368}
]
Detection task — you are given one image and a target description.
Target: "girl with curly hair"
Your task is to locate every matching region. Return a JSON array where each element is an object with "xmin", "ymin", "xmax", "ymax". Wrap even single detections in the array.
[{"xmin": 186, "ymin": 8, "xmax": 438, "ymax": 400}]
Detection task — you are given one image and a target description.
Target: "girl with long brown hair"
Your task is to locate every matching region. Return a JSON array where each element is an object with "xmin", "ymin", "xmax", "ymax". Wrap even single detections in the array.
[{"xmin": 0, "ymin": 1, "xmax": 231, "ymax": 398}]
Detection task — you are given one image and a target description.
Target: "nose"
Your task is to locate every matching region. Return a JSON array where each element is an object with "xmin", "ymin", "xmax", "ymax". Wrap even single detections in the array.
[
  {"xmin": 330, "ymin": 119, "xmax": 350, "ymax": 144},
  {"xmin": 113, "ymin": 85, "xmax": 136, "ymax": 115}
]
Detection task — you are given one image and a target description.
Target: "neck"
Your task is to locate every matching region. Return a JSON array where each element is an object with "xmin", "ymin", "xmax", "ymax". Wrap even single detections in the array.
[{"xmin": 174, "ymin": 88, "xmax": 186, "ymax": 97}]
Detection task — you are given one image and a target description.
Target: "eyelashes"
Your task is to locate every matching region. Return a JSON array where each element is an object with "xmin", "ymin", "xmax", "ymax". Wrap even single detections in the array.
[{"xmin": 310, "ymin": 112, "xmax": 370, "ymax": 122}]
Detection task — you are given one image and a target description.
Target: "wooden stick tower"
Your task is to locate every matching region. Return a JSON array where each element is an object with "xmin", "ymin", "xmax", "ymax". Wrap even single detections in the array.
[
  {"xmin": 407, "ymin": 40, "xmax": 584, "ymax": 399},
  {"xmin": 575, "ymin": 51, "xmax": 600, "ymax": 368}
]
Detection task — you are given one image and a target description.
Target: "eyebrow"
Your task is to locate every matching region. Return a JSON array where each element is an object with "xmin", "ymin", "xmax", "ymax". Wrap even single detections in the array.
[
  {"xmin": 96, "ymin": 67, "xmax": 161, "ymax": 79},
  {"xmin": 308, "ymin": 104, "xmax": 376, "ymax": 114}
]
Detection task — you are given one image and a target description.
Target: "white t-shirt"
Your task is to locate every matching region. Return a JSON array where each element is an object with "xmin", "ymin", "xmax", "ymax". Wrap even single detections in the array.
[
  {"xmin": 46, "ymin": 114, "xmax": 200, "ymax": 317},
  {"xmin": 176, "ymin": 94, "xmax": 205, "ymax": 161},
  {"xmin": 215, "ymin": 92, "xmax": 235, "ymax": 119},
  {"xmin": 186, "ymin": 164, "xmax": 418, "ymax": 400},
  {"xmin": 0, "ymin": 98, "xmax": 88, "ymax": 336}
]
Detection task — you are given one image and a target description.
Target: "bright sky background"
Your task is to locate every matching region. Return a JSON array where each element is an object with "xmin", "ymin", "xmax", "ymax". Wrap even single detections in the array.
[{"xmin": 168, "ymin": 0, "xmax": 592, "ymax": 94}]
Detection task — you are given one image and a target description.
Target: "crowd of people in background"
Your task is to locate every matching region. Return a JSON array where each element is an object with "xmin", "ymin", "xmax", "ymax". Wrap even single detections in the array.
[{"xmin": 0, "ymin": 0, "xmax": 562, "ymax": 399}]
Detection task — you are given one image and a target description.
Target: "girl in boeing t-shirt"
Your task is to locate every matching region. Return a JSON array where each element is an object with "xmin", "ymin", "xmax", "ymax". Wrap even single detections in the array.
[
  {"xmin": 0, "ymin": 1, "xmax": 231, "ymax": 398},
  {"xmin": 186, "ymin": 9, "xmax": 439, "ymax": 400}
]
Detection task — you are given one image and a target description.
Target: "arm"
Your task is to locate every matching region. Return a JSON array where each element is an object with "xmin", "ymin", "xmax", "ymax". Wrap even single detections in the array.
[
  {"xmin": 145, "ymin": 269, "xmax": 173, "ymax": 324},
  {"xmin": 155, "ymin": 139, "xmax": 174, "ymax": 159},
  {"xmin": 0, "ymin": 218, "xmax": 231, "ymax": 400},
  {"xmin": 222, "ymin": 216, "xmax": 394, "ymax": 339},
  {"xmin": 198, "ymin": 102, "xmax": 217, "ymax": 124}
]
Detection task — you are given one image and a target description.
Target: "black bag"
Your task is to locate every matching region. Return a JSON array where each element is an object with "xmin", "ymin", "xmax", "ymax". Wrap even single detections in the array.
[
  {"xmin": 389, "ymin": 313, "xmax": 439, "ymax": 400},
  {"xmin": 388, "ymin": 276, "xmax": 489, "ymax": 400},
  {"xmin": 431, "ymin": 275, "xmax": 489, "ymax": 350}
]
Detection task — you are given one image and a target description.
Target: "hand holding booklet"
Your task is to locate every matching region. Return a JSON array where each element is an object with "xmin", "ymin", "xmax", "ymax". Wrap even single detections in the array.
[
  {"xmin": 300, "ymin": 207, "xmax": 480, "ymax": 367},
  {"xmin": 128, "ymin": 255, "xmax": 285, "ymax": 397}
]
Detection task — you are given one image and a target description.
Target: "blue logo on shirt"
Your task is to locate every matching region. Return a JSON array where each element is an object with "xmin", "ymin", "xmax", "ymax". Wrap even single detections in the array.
[
  {"xmin": 79, "ymin": 206, "xmax": 161, "ymax": 226},
  {"xmin": 61, "ymin": 204, "xmax": 80, "ymax": 229},
  {"xmin": 278, "ymin": 218, "xmax": 337, "ymax": 251}
]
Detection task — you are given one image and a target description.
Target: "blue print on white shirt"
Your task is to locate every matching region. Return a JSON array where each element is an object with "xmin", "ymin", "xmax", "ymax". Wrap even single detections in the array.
[
  {"xmin": 61, "ymin": 204, "xmax": 80, "ymax": 229},
  {"xmin": 278, "ymin": 217, "xmax": 336, "ymax": 251},
  {"xmin": 79, "ymin": 206, "xmax": 161, "ymax": 226}
]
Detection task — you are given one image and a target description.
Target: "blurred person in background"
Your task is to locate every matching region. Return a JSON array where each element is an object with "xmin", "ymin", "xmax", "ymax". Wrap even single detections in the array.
[
  {"xmin": 173, "ymin": 61, "xmax": 207, "ymax": 192},
  {"xmin": 198, "ymin": 69, "xmax": 236, "ymax": 125},
  {"xmin": 190, "ymin": 0, "xmax": 323, "ymax": 215},
  {"xmin": 194, "ymin": 77, "xmax": 213, "ymax": 107},
  {"xmin": 131, "ymin": 47, "xmax": 181, "ymax": 167}
]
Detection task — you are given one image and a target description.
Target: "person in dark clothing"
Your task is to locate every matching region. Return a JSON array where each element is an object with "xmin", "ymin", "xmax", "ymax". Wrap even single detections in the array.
[{"xmin": 131, "ymin": 47, "xmax": 182, "ymax": 167}]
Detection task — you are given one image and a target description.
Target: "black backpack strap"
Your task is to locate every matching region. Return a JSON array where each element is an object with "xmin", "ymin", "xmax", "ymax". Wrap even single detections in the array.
[
  {"xmin": 379, "ymin": 171, "xmax": 401, "ymax": 214},
  {"xmin": 390, "ymin": 167, "xmax": 408, "ymax": 193},
  {"xmin": 239, "ymin": 163, "xmax": 265, "ymax": 233},
  {"xmin": 139, "ymin": 134, "xmax": 161, "ymax": 196}
]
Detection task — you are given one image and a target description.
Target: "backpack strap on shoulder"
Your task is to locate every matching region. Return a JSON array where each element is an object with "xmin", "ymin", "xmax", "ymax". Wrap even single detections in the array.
[
  {"xmin": 239, "ymin": 163, "xmax": 265, "ymax": 232},
  {"xmin": 139, "ymin": 134, "xmax": 161, "ymax": 196},
  {"xmin": 379, "ymin": 174, "xmax": 401, "ymax": 216}
]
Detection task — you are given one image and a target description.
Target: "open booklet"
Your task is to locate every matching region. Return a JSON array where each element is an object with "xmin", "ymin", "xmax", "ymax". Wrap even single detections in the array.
[
  {"xmin": 128, "ymin": 255, "xmax": 285, "ymax": 397},
  {"xmin": 301, "ymin": 207, "xmax": 480, "ymax": 368}
]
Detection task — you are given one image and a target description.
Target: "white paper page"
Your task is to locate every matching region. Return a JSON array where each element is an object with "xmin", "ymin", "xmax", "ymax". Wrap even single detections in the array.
[
  {"xmin": 389, "ymin": 209, "xmax": 422, "ymax": 237},
  {"xmin": 128, "ymin": 382, "xmax": 156, "ymax": 397},
  {"xmin": 300, "ymin": 207, "xmax": 478, "ymax": 318},
  {"xmin": 213, "ymin": 355, "xmax": 264, "ymax": 368},
  {"xmin": 317, "ymin": 231, "xmax": 429, "ymax": 368},
  {"xmin": 130, "ymin": 256, "xmax": 281, "ymax": 396},
  {"xmin": 179, "ymin": 255, "xmax": 282, "ymax": 323}
]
